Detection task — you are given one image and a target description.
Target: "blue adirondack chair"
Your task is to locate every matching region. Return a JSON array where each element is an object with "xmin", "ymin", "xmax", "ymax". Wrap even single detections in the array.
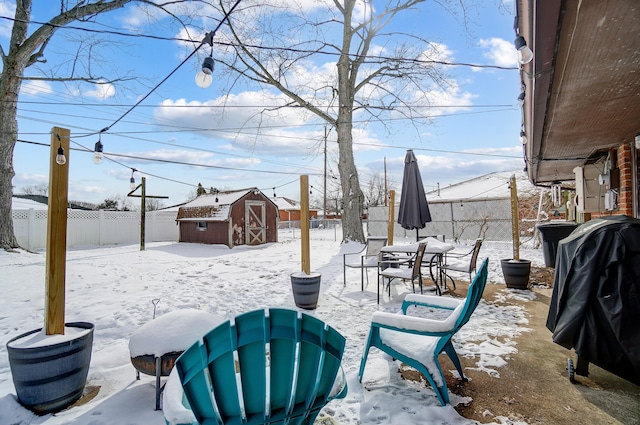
[
  {"xmin": 359, "ymin": 258, "xmax": 489, "ymax": 405},
  {"xmin": 168, "ymin": 308, "xmax": 347, "ymax": 425}
]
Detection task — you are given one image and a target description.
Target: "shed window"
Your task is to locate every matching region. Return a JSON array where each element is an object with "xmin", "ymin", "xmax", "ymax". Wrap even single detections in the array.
[{"xmin": 196, "ymin": 221, "xmax": 208, "ymax": 231}]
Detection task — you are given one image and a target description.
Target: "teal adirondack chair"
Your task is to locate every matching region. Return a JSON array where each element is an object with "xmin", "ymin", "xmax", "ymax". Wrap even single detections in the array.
[
  {"xmin": 359, "ymin": 258, "xmax": 489, "ymax": 405},
  {"xmin": 168, "ymin": 308, "xmax": 347, "ymax": 425}
]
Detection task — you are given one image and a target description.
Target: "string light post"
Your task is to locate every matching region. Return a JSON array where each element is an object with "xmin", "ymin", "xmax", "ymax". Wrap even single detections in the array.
[
  {"xmin": 45, "ymin": 127, "xmax": 71, "ymax": 335},
  {"xmin": 128, "ymin": 176, "xmax": 169, "ymax": 251}
]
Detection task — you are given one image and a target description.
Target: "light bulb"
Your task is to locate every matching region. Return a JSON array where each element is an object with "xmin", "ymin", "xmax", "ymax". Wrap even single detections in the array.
[
  {"xmin": 517, "ymin": 47, "xmax": 533, "ymax": 65},
  {"xmin": 520, "ymin": 131, "xmax": 528, "ymax": 145},
  {"xmin": 195, "ymin": 72, "xmax": 213, "ymax": 88},
  {"xmin": 130, "ymin": 177, "xmax": 136, "ymax": 190},
  {"xmin": 514, "ymin": 36, "xmax": 533, "ymax": 65},
  {"xmin": 195, "ymin": 56, "xmax": 214, "ymax": 88},
  {"xmin": 93, "ymin": 140, "xmax": 104, "ymax": 165},
  {"xmin": 56, "ymin": 145, "xmax": 66, "ymax": 165}
]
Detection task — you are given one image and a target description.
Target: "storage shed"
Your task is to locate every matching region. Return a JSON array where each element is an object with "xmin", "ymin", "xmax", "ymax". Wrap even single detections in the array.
[{"xmin": 176, "ymin": 188, "xmax": 279, "ymax": 247}]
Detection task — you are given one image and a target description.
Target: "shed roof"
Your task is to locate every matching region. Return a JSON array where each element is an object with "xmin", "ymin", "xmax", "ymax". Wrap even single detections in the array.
[{"xmin": 176, "ymin": 188, "xmax": 277, "ymax": 222}]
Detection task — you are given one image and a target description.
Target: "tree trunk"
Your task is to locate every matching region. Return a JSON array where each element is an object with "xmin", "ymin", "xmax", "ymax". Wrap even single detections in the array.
[
  {"xmin": 336, "ymin": 1, "xmax": 365, "ymax": 243},
  {"xmin": 336, "ymin": 115, "xmax": 364, "ymax": 242},
  {"xmin": 0, "ymin": 2, "xmax": 30, "ymax": 250}
]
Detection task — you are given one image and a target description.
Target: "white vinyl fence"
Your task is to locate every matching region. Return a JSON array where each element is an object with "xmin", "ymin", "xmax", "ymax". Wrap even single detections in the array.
[{"xmin": 12, "ymin": 209, "xmax": 179, "ymax": 251}]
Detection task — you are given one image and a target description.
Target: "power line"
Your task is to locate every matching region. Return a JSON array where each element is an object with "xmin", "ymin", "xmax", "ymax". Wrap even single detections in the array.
[
  {"xmin": 16, "ymin": 106, "xmax": 517, "ymax": 140},
  {"xmin": 0, "ymin": 15, "xmax": 517, "ymax": 71},
  {"xmin": 16, "ymin": 139, "xmax": 324, "ymax": 176}
]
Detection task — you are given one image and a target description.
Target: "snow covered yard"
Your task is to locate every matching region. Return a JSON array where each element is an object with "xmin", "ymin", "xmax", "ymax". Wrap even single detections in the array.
[{"xmin": 0, "ymin": 231, "xmax": 544, "ymax": 424}]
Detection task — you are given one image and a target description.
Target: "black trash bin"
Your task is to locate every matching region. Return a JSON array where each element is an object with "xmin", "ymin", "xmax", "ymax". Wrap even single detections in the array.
[{"xmin": 536, "ymin": 221, "xmax": 578, "ymax": 267}]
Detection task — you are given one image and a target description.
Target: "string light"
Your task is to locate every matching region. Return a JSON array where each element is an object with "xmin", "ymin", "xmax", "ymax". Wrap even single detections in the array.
[
  {"xmin": 93, "ymin": 136, "xmax": 104, "ymax": 164},
  {"xmin": 55, "ymin": 143, "xmax": 66, "ymax": 165},
  {"xmin": 130, "ymin": 169, "xmax": 137, "ymax": 190},
  {"xmin": 196, "ymin": 33, "xmax": 215, "ymax": 89}
]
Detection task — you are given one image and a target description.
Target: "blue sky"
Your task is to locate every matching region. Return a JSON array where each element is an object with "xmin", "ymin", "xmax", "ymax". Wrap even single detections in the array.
[{"xmin": 4, "ymin": 0, "xmax": 523, "ymax": 208}]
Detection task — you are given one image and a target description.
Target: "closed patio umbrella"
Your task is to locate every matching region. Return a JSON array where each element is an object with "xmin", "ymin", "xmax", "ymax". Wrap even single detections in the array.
[{"xmin": 397, "ymin": 149, "xmax": 431, "ymax": 241}]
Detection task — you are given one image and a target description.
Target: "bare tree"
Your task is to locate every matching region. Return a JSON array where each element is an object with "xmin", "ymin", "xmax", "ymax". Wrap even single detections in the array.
[
  {"xmin": 145, "ymin": 198, "xmax": 166, "ymax": 211},
  {"xmin": 212, "ymin": 0, "xmax": 466, "ymax": 242},
  {"xmin": 363, "ymin": 171, "xmax": 396, "ymax": 207},
  {"xmin": 0, "ymin": 0, "xmax": 197, "ymax": 250},
  {"xmin": 20, "ymin": 184, "xmax": 49, "ymax": 196}
]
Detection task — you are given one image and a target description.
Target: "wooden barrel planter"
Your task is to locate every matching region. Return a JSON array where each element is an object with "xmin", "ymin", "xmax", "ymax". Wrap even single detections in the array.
[
  {"xmin": 501, "ymin": 259, "xmax": 531, "ymax": 289},
  {"xmin": 6, "ymin": 322, "xmax": 94, "ymax": 415},
  {"xmin": 291, "ymin": 272, "xmax": 321, "ymax": 310}
]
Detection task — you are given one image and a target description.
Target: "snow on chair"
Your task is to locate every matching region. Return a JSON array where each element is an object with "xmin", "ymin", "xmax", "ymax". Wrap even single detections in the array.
[
  {"xmin": 359, "ymin": 258, "xmax": 489, "ymax": 405},
  {"xmin": 166, "ymin": 308, "xmax": 347, "ymax": 425}
]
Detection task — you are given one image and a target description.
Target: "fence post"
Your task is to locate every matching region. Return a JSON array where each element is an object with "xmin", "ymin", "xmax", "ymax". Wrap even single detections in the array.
[
  {"xmin": 99, "ymin": 210, "xmax": 105, "ymax": 246},
  {"xmin": 27, "ymin": 208, "xmax": 35, "ymax": 251}
]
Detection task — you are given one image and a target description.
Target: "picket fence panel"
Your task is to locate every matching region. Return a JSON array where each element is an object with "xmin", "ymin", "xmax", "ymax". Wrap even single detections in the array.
[{"xmin": 12, "ymin": 209, "xmax": 179, "ymax": 250}]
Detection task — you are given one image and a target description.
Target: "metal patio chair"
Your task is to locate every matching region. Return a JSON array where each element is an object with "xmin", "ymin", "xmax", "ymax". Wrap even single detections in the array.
[
  {"xmin": 438, "ymin": 238, "xmax": 483, "ymax": 290},
  {"xmin": 377, "ymin": 242, "xmax": 427, "ymax": 303},
  {"xmin": 343, "ymin": 236, "xmax": 387, "ymax": 290}
]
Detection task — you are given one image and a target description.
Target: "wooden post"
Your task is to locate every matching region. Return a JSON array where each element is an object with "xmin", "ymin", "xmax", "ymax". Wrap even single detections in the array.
[
  {"xmin": 300, "ymin": 175, "xmax": 310, "ymax": 274},
  {"xmin": 509, "ymin": 174, "xmax": 520, "ymax": 261},
  {"xmin": 140, "ymin": 177, "xmax": 146, "ymax": 251},
  {"xmin": 45, "ymin": 127, "xmax": 70, "ymax": 335},
  {"xmin": 387, "ymin": 190, "xmax": 395, "ymax": 245},
  {"xmin": 128, "ymin": 177, "xmax": 167, "ymax": 252}
]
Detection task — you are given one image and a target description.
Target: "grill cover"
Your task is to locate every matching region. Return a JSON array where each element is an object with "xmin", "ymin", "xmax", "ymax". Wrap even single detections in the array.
[{"xmin": 546, "ymin": 215, "xmax": 640, "ymax": 384}]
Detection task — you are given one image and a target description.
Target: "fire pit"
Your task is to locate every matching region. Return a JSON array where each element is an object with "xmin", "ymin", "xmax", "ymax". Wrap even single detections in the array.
[{"xmin": 128, "ymin": 309, "xmax": 220, "ymax": 410}]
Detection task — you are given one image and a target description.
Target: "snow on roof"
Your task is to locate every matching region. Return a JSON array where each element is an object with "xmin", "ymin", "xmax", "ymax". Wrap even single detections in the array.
[
  {"xmin": 12, "ymin": 197, "xmax": 48, "ymax": 210},
  {"xmin": 425, "ymin": 171, "xmax": 540, "ymax": 202},
  {"xmin": 181, "ymin": 189, "xmax": 252, "ymax": 208},
  {"xmin": 273, "ymin": 197, "xmax": 298, "ymax": 210},
  {"xmin": 177, "ymin": 188, "xmax": 277, "ymax": 222}
]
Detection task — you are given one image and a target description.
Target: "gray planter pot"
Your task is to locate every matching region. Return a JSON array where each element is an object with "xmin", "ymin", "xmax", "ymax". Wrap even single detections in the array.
[
  {"xmin": 6, "ymin": 322, "xmax": 94, "ymax": 415},
  {"xmin": 501, "ymin": 259, "xmax": 531, "ymax": 289},
  {"xmin": 291, "ymin": 272, "xmax": 321, "ymax": 310}
]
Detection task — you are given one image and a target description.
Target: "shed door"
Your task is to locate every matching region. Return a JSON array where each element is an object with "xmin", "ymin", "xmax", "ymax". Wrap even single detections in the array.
[{"xmin": 245, "ymin": 201, "xmax": 266, "ymax": 245}]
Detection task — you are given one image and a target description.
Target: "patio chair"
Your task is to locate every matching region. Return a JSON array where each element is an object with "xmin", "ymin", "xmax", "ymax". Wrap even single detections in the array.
[
  {"xmin": 439, "ymin": 238, "xmax": 483, "ymax": 290},
  {"xmin": 169, "ymin": 308, "xmax": 347, "ymax": 425},
  {"xmin": 377, "ymin": 242, "xmax": 427, "ymax": 303},
  {"xmin": 343, "ymin": 236, "xmax": 388, "ymax": 290},
  {"xmin": 359, "ymin": 258, "xmax": 489, "ymax": 405}
]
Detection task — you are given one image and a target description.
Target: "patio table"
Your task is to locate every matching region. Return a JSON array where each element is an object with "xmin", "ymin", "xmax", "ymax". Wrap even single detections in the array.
[{"xmin": 380, "ymin": 237, "xmax": 454, "ymax": 297}]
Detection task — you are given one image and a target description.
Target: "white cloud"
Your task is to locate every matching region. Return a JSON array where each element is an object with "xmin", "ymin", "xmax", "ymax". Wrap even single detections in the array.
[
  {"xmin": 152, "ymin": 91, "xmax": 326, "ymax": 156},
  {"xmin": 479, "ymin": 37, "xmax": 517, "ymax": 68},
  {"xmin": 20, "ymin": 80, "xmax": 53, "ymax": 96},
  {"xmin": 84, "ymin": 81, "xmax": 116, "ymax": 99}
]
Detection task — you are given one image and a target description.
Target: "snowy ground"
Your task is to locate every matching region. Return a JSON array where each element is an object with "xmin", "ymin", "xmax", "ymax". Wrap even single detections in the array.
[{"xmin": 0, "ymin": 230, "xmax": 545, "ymax": 424}]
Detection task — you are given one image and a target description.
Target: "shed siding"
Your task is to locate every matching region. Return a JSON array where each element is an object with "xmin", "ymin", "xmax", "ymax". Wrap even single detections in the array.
[{"xmin": 179, "ymin": 221, "xmax": 230, "ymax": 246}]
